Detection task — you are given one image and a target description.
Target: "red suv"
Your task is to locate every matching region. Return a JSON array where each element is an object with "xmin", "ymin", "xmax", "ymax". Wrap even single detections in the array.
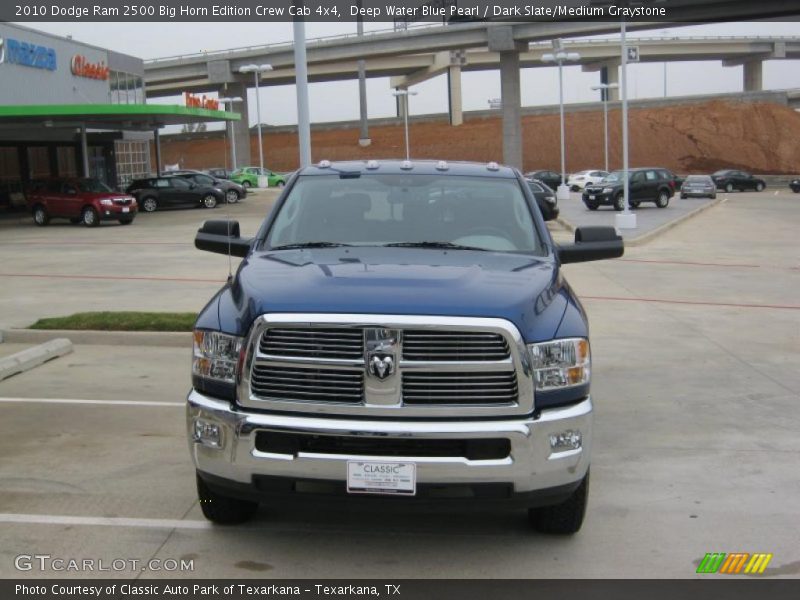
[{"xmin": 27, "ymin": 178, "xmax": 138, "ymax": 227}]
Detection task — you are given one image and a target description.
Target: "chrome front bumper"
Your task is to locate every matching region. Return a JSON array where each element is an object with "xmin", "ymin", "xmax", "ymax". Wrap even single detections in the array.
[{"xmin": 187, "ymin": 390, "xmax": 592, "ymax": 494}]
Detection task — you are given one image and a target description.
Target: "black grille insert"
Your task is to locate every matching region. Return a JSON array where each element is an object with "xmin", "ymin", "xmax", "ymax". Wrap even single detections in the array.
[{"xmin": 255, "ymin": 431, "xmax": 511, "ymax": 461}]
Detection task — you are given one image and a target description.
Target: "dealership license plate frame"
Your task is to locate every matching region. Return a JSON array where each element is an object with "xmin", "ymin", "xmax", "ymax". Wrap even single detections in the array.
[{"xmin": 346, "ymin": 461, "xmax": 417, "ymax": 496}]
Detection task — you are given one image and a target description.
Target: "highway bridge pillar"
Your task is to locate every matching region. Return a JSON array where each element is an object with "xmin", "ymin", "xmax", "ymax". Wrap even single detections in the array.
[
  {"xmin": 499, "ymin": 51, "xmax": 522, "ymax": 169},
  {"xmin": 448, "ymin": 65, "xmax": 463, "ymax": 126},
  {"xmin": 744, "ymin": 61, "xmax": 763, "ymax": 92},
  {"xmin": 396, "ymin": 89, "xmax": 406, "ymax": 119},
  {"xmin": 223, "ymin": 82, "xmax": 251, "ymax": 169},
  {"xmin": 602, "ymin": 64, "xmax": 620, "ymax": 101}
]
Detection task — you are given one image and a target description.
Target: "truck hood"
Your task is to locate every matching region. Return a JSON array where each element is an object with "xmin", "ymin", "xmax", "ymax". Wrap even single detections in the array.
[{"xmin": 219, "ymin": 247, "xmax": 572, "ymax": 342}]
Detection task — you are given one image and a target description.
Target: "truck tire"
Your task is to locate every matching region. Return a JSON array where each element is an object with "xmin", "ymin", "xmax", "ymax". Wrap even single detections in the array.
[
  {"xmin": 528, "ymin": 471, "xmax": 589, "ymax": 535},
  {"xmin": 196, "ymin": 473, "xmax": 258, "ymax": 525}
]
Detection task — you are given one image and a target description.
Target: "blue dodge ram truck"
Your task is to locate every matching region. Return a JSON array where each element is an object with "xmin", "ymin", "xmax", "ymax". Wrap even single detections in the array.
[{"xmin": 188, "ymin": 159, "xmax": 623, "ymax": 534}]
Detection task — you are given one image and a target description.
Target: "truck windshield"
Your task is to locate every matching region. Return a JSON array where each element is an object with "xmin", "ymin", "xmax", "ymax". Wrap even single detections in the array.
[{"xmin": 265, "ymin": 174, "xmax": 544, "ymax": 254}]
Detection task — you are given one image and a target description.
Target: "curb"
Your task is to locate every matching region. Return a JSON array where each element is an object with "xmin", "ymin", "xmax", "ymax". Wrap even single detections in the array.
[
  {"xmin": 1, "ymin": 329, "xmax": 191, "ymax": 348},
  {"xmin": 0, "ymin": 338, "xmax": 73, "ymax": 381}
]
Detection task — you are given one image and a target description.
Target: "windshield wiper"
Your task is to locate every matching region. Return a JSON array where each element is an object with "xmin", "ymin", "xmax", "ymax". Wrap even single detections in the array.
[
  {"xmin": 269, "ymin": 242, "xmax": 352, "ymax": 251},
  {"xmin": 383, "ymin": 241, "xmax": 488, "ymax": 251}
]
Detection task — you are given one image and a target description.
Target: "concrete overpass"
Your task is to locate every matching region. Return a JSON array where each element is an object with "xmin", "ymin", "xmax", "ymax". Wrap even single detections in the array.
[{"xmin": 143, "ymin": 5, "xmax": 800, "ymax": 169}]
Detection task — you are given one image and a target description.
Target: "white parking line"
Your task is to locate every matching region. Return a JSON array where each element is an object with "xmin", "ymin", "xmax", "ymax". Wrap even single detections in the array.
[
  {"xmin": 0, "ymin": 513, "xmax": 210, "ymax": 530},
  {"xmin": 0, "ymin": 397, "xmax": 183, "ymax": 407}
]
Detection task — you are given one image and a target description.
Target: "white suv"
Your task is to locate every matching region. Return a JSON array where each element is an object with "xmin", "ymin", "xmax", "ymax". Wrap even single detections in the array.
[{"xmin": 568, "ymin": 170, "xmax": 609, "ymax": 191}]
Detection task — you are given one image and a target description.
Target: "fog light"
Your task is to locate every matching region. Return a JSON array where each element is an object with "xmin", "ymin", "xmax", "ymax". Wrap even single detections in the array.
[
  {"xmin": 549, "ymin": 430, "xmax": 582, "ymax": 452},
  {"xmin": 193, "ymin": 419, "xmax": 222, "ymax": 448}
]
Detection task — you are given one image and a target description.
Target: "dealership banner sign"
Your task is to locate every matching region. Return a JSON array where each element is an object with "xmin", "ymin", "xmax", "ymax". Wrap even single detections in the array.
[
  {"xmin": 6, "ymin": 0, "xmax": 800, "ymax": 22},
  {"xmin": 0, "ymin": 36, "xmax": 56, "ymax": 70}
]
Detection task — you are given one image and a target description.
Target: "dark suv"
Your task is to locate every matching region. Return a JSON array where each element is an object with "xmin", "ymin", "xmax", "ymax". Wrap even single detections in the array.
[
  {"xmin": 583, "ymin": 168, "xmax": 675, "ymax": 210},
  {"xmin": 126, "ymin": 176, "xmax": 224, "ymax": 212}
]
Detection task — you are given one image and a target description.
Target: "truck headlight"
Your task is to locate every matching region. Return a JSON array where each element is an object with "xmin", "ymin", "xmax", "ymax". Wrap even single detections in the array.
[
  {"xmin": 192, "ymin": 330, "xmax": 243, "ymax": 384},
  {"xmin": 528, "ymin": 338, "xmax": 590, "ymax": 391}
]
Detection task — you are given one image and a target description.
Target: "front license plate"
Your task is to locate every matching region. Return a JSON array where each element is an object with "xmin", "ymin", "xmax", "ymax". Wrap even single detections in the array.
[
  {"xmin": 589, "ymin": 195, "xmax": 596, "ymax": 200},
  {"xmin": 347, "ymin": 461, "xmax": 416, "ymax": 496},
  {"xmin": 122, "ymin": 207, "xmax": 130, "ymax": 213}
]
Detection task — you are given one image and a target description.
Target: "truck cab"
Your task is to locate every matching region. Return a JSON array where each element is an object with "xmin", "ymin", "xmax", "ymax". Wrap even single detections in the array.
[{"xmin": 188, "ymin": 159, "xmax": 623, "ymax": 534}]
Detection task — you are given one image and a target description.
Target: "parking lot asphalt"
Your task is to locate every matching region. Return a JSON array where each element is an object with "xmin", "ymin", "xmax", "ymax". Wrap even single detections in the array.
[
  {"xmin": 0, "ymin": 190, "xmax": 798, "ymax": 579},
  {"xmin": 556, "ymin": 189, "xmax": 719, "ymax": 242}
]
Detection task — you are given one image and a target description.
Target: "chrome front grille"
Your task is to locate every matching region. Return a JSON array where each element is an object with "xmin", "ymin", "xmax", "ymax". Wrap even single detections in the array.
[
  {"xmin": 251, "ymin": 365, "xmax": 364, "ymax": 403},
  {"xmin": 402, "ymin": 372, "xmax": 518, "ymax": 405},
  {"xmin": 402, "ymin": 330, "xmax": 509, "ymax": 361},
  {"xmin": 240, "ymin": 315, "xmax": 533, "ymax": 418},
  {"xmin": 259, "ymin": 328, "xmax": 363, "ymax": 360}
]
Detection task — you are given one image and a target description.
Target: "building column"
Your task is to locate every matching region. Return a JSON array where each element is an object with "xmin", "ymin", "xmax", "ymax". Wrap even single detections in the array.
[
  {"xmin": 447, "ymin": 65, "xmax": 463, "ymax": 126},
  {"xmin": 499, "ymin": 51, "xmax": 522, "ymax": 170},
  {"xmin": 153, "ymin": 128, "xmax": 162, "ymax": 177},
  {"xmin": 744, "ymin": 61, "xmax": 763, "ymax": 92},
  {"xmin": 223, "ymin": 82, "xmax": 251, "ymax": 168},
  {"xmin": 80, "ymin": 124, "xmax": 90, "ymax": 177}
]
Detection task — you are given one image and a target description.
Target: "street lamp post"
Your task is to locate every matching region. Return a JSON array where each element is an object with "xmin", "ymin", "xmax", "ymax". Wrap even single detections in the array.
[
  {"xmin": 615, "ymin": 17, "xmax": 637, "ymax": 229},
  {"xmin": 590, "ymin": 83, "xmax": 618, "ymax": 173},
  {"xmin": 218, "ymin": 96, "xmax": 243, "ymax": 171},
  {"xmin": 391, "ymin": 89, "xmax": 418, "ymax": 161},
  {"xmin": 239, "ymin": 63, "xmax": 272, "ymax": 184},
  {"xmin": 542, "ymin": 43, "xmax": 580, "ymax": 202}
]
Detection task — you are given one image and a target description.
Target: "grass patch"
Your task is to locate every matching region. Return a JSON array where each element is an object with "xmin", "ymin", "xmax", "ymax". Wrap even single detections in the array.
[{"xmin": 29, "ymin": 311, "xmax": 196, "ymax": 332}]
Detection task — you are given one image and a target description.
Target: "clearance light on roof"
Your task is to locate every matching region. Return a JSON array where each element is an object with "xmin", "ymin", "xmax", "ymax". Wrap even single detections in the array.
[
  {"xmin": 487, "ymin": 162, "xmax": 500, "ymax": 171},
  {"xmin": 317, "ymin": 160, "xmax": 331, "ymax": 168},
  {"xmin": 366, "ymin": 160, "xmax": 380, "ymax": 170},
  {"xmin": 400, "ymin": 160, "xmax": 413, "ymax": 170},
  {"xmin": 435, "ymin": 161, "xmax": 449, "ymax": 171}
]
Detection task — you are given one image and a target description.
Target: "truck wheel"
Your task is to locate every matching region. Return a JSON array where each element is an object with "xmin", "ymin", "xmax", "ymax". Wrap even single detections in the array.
[
  {"xmin": 32, "ymin": 205, "xmax": 50, "ymax": 226},
  {"xmin": 529, "ymin": 471, "xmax": 589, "ymax": 535},
  {"xmin": 196, "ymin": 473, "xmax": 258, "ymax": 525}
]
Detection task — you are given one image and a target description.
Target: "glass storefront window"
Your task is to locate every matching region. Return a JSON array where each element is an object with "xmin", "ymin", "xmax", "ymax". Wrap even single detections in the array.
[
  {"xmin": 56, "ymin": 146, "xmax": 78, "ymax": 177},
  {"xmin": 115, "ymin": 140, "xmax": 151, "ymax": 187},
  {"xmin": 27, "ymin": 147, "xmax": 51, "ymax": 179}
]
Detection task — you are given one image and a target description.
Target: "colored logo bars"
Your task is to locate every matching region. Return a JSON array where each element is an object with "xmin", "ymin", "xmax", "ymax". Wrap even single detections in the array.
[{"xmin": 697, "ymin": 552, "xmax": 773, "ymax": 574}]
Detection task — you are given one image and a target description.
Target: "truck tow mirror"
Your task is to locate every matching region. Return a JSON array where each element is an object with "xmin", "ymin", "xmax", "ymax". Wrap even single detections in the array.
[
  {"xmin": 558, "ymin": 226, "xmax": 624, "ymax": 264},
  {"xmin": 195, "ymin": 220, "xmax": 252, "ymax": 258}
]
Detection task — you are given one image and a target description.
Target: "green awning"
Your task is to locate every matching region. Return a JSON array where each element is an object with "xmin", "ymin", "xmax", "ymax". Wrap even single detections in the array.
[{"xmin": 0, "ymin": 103, "xmax": 240, "ymax": 129}]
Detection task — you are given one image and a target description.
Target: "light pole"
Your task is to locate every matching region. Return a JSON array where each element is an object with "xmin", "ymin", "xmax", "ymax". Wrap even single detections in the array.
[
  {"xmin": 239, "ymin": 63, "xmax": 272, "ymax": 183},
  {"xmin": 392, "ymin": 89, "xmax": 418, "ymax": 161},
  {"xmin": 590, "ymin": 83, "xmax": 618, "ymax": 173},
  {"xmin": 615, "ymin": 17, "xmax": 637, "ymax": 229},
  {"xmin": 218, "ymin": 96, "xmax": 243, "ymax": 171},
  {"xmin": 542, "ymin": 43, "xmax": 580, "ymax": 201}
]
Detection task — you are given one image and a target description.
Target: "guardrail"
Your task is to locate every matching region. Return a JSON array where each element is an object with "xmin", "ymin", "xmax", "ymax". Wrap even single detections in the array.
[
  {"xmin": 145, "ymin": 33, "xmax": 800, "ymax": 65},
  {"xmin": 144, "ymin": 22, "xmax": 443, "ymax": 64}
]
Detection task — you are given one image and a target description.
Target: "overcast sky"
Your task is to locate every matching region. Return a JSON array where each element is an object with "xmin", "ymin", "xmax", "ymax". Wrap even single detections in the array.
[{"xmin": 20, "ymin": 21, "xmax": 800, "ymax": 129}]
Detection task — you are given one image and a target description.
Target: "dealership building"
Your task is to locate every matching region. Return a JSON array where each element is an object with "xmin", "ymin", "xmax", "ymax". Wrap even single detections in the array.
[{"xmin": 0, "ymin": 23, "xmax": 237, "ymax": 210}]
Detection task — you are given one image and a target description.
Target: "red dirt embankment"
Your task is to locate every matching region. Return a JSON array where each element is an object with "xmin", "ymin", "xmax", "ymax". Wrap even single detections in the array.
[{"xmin": 157, "ymin": 99, "xmax": 800, "ymax": 174}]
